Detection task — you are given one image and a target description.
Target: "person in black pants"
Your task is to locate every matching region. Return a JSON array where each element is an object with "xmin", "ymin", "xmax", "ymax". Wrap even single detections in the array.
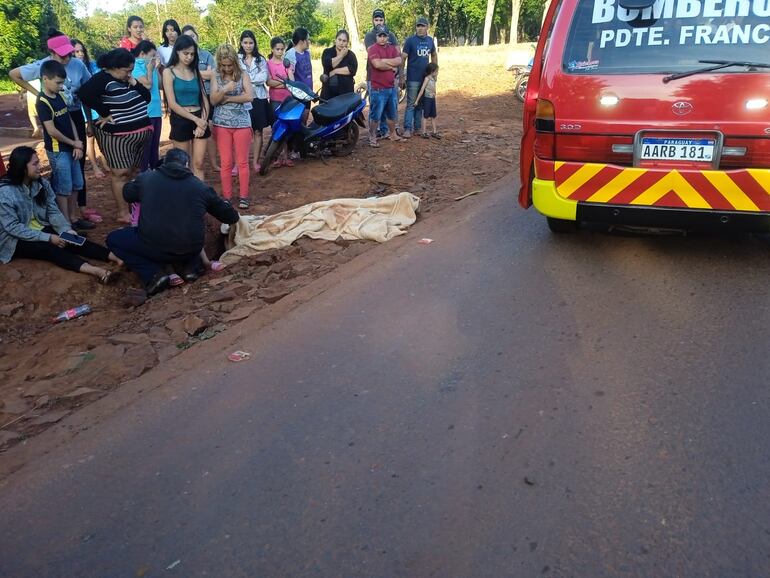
[
  {"xmin": 0, "ymin": 146, "xmax": 122, "ymax": 283},
  {"xmin": 106, "ymin": 148, "xmax": 239, "ymax": 296}
]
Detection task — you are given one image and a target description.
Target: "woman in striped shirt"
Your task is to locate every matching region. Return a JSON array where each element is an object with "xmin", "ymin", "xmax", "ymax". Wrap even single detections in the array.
[{"xmin": 78, "ymin": 49, "xmax": 151, "ymax": 223}]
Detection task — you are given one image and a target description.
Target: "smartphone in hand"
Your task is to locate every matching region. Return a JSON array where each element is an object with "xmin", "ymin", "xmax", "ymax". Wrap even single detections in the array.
[{"xmin": 60, "ymin": 231, "xmax": 86, "ymax": 246}]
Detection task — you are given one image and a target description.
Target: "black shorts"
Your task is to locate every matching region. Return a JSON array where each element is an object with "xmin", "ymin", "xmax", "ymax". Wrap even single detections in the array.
[
  {"xmin": 422, "ymin": 97, "xmax": 437, "ymax": 119},
  {"xmin": 249, "ymin": 98, "xmax": 273, "ymax": 131},
  {"xmin": 169, "ymin": 109, "xmax": 212, "ymax": 142}
]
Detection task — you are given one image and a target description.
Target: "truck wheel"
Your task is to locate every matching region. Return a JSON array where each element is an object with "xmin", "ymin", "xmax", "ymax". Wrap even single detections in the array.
[
  {"xmin": 259, "ymin": 140, "xmax": 282, "ymax": 176},
  {"xmin": 547, "ymin": 217, "xmax": 578, "ymax": 233},
  {"xmin": 331, "ymin": 124, "xmax": 359, "ymax": 157}
]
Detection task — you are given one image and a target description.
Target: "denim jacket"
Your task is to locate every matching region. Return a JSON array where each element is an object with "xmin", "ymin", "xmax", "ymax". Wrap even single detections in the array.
[
  {"xmin": 239, "ymin": 54, "xmax": 269, "ymax": 100},
  {"xmin": 0, "ymin": 178, "xmax": 71, "ymax": 264}
]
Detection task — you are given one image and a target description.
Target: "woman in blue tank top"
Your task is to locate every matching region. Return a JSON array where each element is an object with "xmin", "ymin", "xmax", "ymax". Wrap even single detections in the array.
[{"xmin": 161, "ymin": 34, "xmax": 211, "ymax": 180}]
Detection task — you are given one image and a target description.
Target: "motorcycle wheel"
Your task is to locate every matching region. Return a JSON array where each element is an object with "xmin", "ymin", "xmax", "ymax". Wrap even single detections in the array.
[
  {"xmin": 331, "ymin": 123, "xmax": 359, "ymax": 157},
  {"xmin": 259, "ymin": 139, "xmax": 282, "ymax": 176},
  {"xmin": 515, "ymin": 75, "xmax": 528, "ymax": 103}
]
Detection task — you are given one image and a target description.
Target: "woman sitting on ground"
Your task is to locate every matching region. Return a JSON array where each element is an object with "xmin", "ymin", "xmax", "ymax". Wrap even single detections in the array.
[{"xmin": 0, "ymin": 146, "xmax": 122, "ymax": 283}]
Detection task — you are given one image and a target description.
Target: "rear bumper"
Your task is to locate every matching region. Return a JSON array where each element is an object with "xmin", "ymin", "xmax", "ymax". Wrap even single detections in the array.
[
  {"xmin": 577, "ymin": 203, "xmax": 770, "ymax": 232},
  {"xmin": 532, "ymin": 178, "xmax": 770, "ymax": 232}
]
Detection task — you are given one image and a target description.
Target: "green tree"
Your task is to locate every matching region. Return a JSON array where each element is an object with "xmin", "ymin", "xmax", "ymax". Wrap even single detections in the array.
[
  {"xmin": 0, "ymin": 0, "xmax": 55, "ymax": 73},
  {"xmin": 204, "ymin": 0, "xmax": 320, "ymax": 53}
]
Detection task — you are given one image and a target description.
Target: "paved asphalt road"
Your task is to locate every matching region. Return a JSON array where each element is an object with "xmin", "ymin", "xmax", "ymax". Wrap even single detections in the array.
[{"xmin": 1, "ymin": 176, "xmax": 769, "ymax": 577}]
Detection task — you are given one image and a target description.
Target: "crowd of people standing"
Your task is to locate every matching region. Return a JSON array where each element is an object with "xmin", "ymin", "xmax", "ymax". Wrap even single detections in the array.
[{"xmin": 0, "ymin": 9, "xmax": 439, "ymax": 298}]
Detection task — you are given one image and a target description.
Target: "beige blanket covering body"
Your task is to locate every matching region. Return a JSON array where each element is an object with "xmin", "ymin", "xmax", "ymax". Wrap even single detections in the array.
[{"xmin": 221, "ymin": 192, "xmax": 420, "ymax": 263}]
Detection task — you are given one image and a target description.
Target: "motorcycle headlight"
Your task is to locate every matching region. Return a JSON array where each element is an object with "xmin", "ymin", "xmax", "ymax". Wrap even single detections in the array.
[{"xmin": 288, "ymin": 85, "xmax": 312, "ymax": 101}]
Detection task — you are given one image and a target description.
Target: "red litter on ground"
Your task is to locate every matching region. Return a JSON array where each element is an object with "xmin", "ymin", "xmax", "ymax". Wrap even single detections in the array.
[
  {"xmin": 228, "ymin": 351, "xmax": 251, "ymax": 362},
  {"xmin": 418, "ymin": 238, "xmax": 434, "ymax": 245}
]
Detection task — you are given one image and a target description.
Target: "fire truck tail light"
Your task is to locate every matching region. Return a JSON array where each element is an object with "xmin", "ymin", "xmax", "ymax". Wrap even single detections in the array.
[{"xmin": 535, "ymin": 99, "xmax": 555, "ymax": 131}]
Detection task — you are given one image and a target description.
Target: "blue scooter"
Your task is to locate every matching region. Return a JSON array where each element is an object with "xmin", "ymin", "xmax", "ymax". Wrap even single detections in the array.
[{"xmin": 259, "ymin": 78, "xmax": 367, "ymax": 175}]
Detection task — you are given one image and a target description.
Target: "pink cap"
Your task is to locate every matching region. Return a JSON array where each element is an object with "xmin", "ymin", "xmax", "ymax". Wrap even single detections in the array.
[{"xmin": 47, "ymin": 35, "xmax": 76, "ymax": 57}]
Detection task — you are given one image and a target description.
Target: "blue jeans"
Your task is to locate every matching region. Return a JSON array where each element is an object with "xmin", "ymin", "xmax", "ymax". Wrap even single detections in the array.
[
  {"xmin": 106, "ymin": 227, "xmax": 200, "ymax": 285},
  {"xmin": 368, "ymin": 83, "xmax": 399, "ymax": 136},
  {"xmin": 369, "ymin": 87, "xmax": 396, "ymax": 124},
  {"xmin": 403, "ymin": 81, "xmax": 424, "ymax": 133},
  {"xmin": 46, "ymin": 150, "xmax": 84, "ymax": 196}
]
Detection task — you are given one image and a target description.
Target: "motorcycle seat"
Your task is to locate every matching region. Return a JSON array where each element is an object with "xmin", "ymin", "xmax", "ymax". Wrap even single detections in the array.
[{"xmin": 312, "ymin": 93, "xmax": 362, "ymax": 126}]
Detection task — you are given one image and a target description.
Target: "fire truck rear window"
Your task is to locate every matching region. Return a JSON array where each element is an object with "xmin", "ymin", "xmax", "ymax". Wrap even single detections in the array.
[{"xmin": 563, "ymin": 0, "xmax": 770, "ymax": 74}]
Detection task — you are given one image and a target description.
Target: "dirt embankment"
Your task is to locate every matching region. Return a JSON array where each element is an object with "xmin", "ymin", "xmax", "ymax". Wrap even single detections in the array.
[{"xmin": 0, "ymin": 46, "xmax": 523, "ymax": 452}]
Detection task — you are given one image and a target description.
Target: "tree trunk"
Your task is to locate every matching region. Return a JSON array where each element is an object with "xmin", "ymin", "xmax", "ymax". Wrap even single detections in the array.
[
  {"xmin": 155, "ymin": 0, "xmax": 163, "ymax": 42},
  {"xmin": 342, "ymin": 0, "xmax": 361, "ymax": 50},
  {"xmin": 509, "ymin": 0, "xmax": 522, "ymax": 43},
  {"xmin": 483, "ymin": 0, "xmax": 495, "ymax": 46}
]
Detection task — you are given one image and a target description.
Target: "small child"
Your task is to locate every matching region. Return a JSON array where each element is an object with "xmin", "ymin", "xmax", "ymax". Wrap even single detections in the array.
[
  {"xmin": 35, "ymin": 60, "xmax": 89, "ymax": 229},
  {"xmin": 266, "ymin": 36, "xmax": 295, "ymax": 168},
  {"xmin": 415, "ymin": 63, "xmax": 440, "ymax": 139}
]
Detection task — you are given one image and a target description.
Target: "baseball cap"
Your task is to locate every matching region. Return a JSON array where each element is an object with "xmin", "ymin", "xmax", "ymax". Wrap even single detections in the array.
[
  {"xmin": 416, "ymin": 17, "xmax": 429, "ymax": 26},
  {"xmin": 375, "ymin": 25, "xmax": 389, "ymax": 36},
  {"xmin": 47, "ymin": 35, "xmax": 76, "ymax": 57},
  {"xmin": 372, "ymin": 8, "xmax": 385, "ymax": 18}
]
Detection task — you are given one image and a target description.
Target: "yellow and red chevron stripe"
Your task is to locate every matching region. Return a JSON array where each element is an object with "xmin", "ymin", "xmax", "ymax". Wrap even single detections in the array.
[{"xmin": 553, "ymin": 162, "xmax": 770, "ymax": 212}]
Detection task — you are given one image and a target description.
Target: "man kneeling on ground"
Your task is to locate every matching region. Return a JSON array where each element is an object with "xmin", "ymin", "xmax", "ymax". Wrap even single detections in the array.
[{"xmin": 107, "ymin": 148, "xmax": 239, "ymax": 296}]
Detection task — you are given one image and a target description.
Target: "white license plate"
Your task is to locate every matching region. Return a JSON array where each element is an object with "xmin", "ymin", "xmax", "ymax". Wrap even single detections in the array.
[{"xmin": 640, "ymin": 138, "xmax": 714, "ymax": 162}]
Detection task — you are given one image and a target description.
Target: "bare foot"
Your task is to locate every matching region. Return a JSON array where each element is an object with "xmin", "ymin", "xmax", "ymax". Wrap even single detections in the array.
[{"xmin": 109, "ymin": 253, "xmax": 125, "ymax": 268}]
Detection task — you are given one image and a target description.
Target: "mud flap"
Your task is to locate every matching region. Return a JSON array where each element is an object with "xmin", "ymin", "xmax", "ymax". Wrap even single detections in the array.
[{"xmin": 355, "ymin": 112, "xmax": 366, "ymax": 128}]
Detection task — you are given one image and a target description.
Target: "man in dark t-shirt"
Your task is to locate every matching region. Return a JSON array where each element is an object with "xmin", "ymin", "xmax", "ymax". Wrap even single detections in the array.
[
  {"xmin": 401, "ymin": 17, "xmax": 437, "ymax": 138},
  {"xmin": 364, "ymin": 8, "xmax": 402, "ymax": 136}
]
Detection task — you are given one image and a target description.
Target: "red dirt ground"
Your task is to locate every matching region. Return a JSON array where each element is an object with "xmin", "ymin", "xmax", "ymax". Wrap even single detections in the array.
[{"xmin": 0, "ymin": 46, "xmax": 523, "ymax": 451}]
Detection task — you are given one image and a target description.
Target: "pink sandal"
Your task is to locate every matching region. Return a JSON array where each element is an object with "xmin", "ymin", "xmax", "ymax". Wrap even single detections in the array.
[
  {"xmin": 83, "ymin": 208, "xmax": 103, "ymax": 223},
  {"xmin": 169, "ymin": 274, "xmax": 185, "ymax": 287},
  {"xmin": 210, "ymin": 261, "xmax": 225, "ymax": 272}
]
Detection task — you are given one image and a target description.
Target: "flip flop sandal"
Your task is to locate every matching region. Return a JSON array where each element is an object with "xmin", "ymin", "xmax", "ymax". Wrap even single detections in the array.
[
  {"xmin": 282, "ymin": 159, "xmax": 295, "ymax": 167},
  {"xmin": 238, "ymin": 199, "xmax": 250, "ymax": 209},
  {"xmin": 421, "ymin": 133, "xmax": 430, "ymax": 139},
  {"xmin": 210, "ymin": 261, "xmax": 225, "ymax": 272},
  {"xmin": 431, "ymin": 133, "xmax": 442, "ymax": 139},
  {"xmin": 228, "ymin": 350, "xmax": 251, "ymax": 362},
  {"xmin": 169, "ymin": 273, "xmax": 185, "ymax": 287},
  {"xmin": 369, "ymin": 141, "xmax": 380, "ymax": 148},
  {"xmin": 85, "ymin": 213, "xmax": 103, "ymax": 223}
]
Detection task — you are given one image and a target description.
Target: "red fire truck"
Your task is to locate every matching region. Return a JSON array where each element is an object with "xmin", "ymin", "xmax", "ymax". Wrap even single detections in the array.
[{"xmin": 519, "ymin": 0, "xmax": 770, "ymax": 232}]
